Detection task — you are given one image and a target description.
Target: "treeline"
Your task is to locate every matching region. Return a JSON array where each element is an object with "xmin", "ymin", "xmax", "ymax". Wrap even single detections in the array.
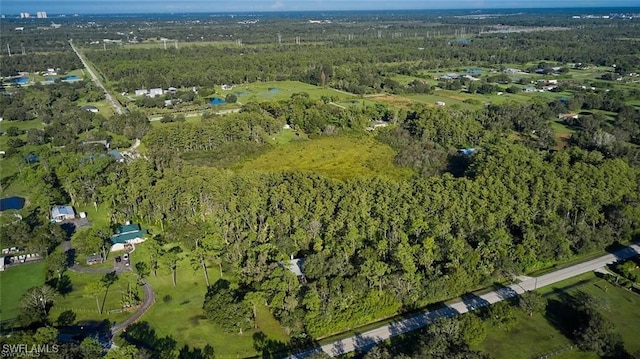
[
  {"xmin": 0, "ymin": 52, "xmax": 81, "ymax": 77},
  {"xmin": 84, "ymin": 24, "xmax": 640, "ymax": 93}
]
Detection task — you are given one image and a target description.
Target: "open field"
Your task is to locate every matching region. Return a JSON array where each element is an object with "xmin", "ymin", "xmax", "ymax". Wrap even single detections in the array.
[
  {"xmin": 239, "ymin": 135, "xmax": 413, "ymax": 181},
  {"xmin": 0, "ymin": 261, "xmax": 47, "ymax": 321},
  {"xmin": 551, "ymin": 120, "xmax": 576, "ymax": 149},
  {"xmin": 49, "ymin": 269, "xmax": 132, "ymax": 325},
  {"xmin": 223, "ymin": 81, "xmax": 355, "ymax": 103},
  {"xmin": 130, "ymin": 242, "xmax": 289, "ymax": 358},
  {"xmin": 479, "ymin": 272, "xmax": 640, "ymax": 359}
]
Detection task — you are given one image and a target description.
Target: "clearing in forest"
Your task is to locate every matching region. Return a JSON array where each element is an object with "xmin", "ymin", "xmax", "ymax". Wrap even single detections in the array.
[{"xmin": 239, "ymin": 136, "xmax": 413, "ymax": 181}]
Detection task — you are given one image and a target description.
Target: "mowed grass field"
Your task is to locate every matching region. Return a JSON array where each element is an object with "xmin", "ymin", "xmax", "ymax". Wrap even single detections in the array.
[
  {"xmin": 223, "ymin": 80, "xmax": 354, "ymax": 103},
  {"xmin": 49, "ymin": 269, "xmax": 132, "ymax": 325},
  {"xmin": 0, "ymin": 261, "xmax": 47, "ymax": 320},
  {"xmin": 239, "ymin": 135, "xmax": 413, "ymax": 181},
  {"xmin": 130, "ymin": 242, "xmax": 289, "ymax": 358},
  {"xmin": 478, "ymin": 272, "xmax": 640, "ymax": 359}
]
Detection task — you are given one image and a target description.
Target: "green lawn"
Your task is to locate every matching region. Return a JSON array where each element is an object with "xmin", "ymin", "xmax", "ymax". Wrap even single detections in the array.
[
  {"xmin": 129, "ymin": 242, "xmax": 289, "ymax": 358},
  {"xmin": 49, "ymin": 269, "xmax": 132, "ymax": 325},
  {"xmin": 479, "ymin": 272, "xmax": 640, "ymax": 358},
  {"xmin": 239, "ymin": 135, "xmax": 413, "ymax": 181},
  {"xmin": 0, "ymin": 261, "xmax": 47, "ymax": 320},
  {"xmin": 224, "ymin": 80, "xmax": 354, "ymax": 103}
]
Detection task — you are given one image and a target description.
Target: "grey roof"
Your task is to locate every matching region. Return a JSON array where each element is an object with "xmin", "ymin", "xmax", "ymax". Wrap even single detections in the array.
[
  {"xmin": 286, "ymin": 258, "xmax": 304, "ymax": 277},
  {"xmin": 51, "ymin": 205, "xmax": 75, "ymax": 218}
]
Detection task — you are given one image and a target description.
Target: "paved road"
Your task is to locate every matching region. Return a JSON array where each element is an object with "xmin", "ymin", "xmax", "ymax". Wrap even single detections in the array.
[
  {"xmin": 287, "ymin": 243, "xmax": 640, "ymax": 358},
  {"xmin": 110, "ymin": 281, "xmax": 156, "ymax": 335},
  {"xmin": 69, "ymin": 40, "xmax": 124, "ymax": 115}
]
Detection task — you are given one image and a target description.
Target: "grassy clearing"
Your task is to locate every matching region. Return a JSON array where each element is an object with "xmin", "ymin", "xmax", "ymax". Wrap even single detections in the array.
[
  {"xmin": 0, "ymin": 261, "xmax": 47, "ymax": 320},
  {"xmin": 49, "ymin": 270, "xmax": 132, "ymax": 325},
  {"xmin": 181, "ymin": 142, "xmax": 271, "ymax": 168},
  {"xmin": 239, "ymin": 135, "xmax": 413, "ymax": 181},
  {"xmin": 550, "ymin": 120, "xmax": 576, "ymax": 149},
  {"xmin": 224, "ymin": 81, "xmax": 354, "ymax": 103},
  {"xmin": 130, "ymin": 242, "xmax": 289, "ymax": 358}
]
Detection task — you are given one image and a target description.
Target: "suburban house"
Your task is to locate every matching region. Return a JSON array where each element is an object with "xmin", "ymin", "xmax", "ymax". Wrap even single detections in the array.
[
  {"xmin": 50, "ymin": 205, "xmax": 75, "ymax": 222},
  {"xmin": 523, "ymin": 86, "xmax": 537, "ymax": 93},
  {"xmin": 559, "ymin": 113, "xmax": 579, "ymax": 121},
  {"xmin": 86, "ymin": 254, "xmax": 104, "ymax": 265},
  {"xmin": 281, "ymin": 255, "xmax": 306, "ymax": 283},
  {"xmin": 110, "ymin": 222, "xmax": 147, "ymax": 251},
  {"xmin": 148, "ymin": 88, "xmax": 164, "ymax": 98},
  {"xmin": 135, "ymin": 89, "xmax": 148, "ymax": 97},
  {"xmin": 458, "ymin": 147, "xmax": 477, "ymax": 156},
  {"xmin": 81, "ymin": 105, "xmax": 99, "ymax": 113}
]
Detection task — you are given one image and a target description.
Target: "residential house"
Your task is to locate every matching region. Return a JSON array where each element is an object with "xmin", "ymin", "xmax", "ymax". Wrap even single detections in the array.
[
  {"xmin": 81, "ymin": 105, "xmax": 99, "ymax": 113},
  {"xmin": 458, "ymin": 148, "xmax": 477, "ymax": 156},
  {"xmin": 111, "ymin": 222, "xmax": 147, "ymax": 251},
  {"xmin": 50, "ymin": 205, "xmax": 75, "ymax": 222},
  {"xmin": 86, "ymin": 254, "xmax": 103, "ymax": 265},
  {"xmin": 148, "ymin": 88, "xmax": 163, "ymax": 98},
  {"xmin": 558, "ymin": 113, "xmax": 579, "ymax": 121},
  {"xmin": 281, "ymin": 256, "xmax": 306, "ymax": 283},
  {"xmin": 134, "ymin": 89, "xmax": 148, "ymax": 97}
]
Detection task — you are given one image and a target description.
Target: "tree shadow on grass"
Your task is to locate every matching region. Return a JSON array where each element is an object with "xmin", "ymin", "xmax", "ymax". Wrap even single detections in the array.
[
  {"xmin": 544, "ymin": 291, "xmax": 582, "ymax": 340},
  {"xmin": 45, "ymin": 273, "xmax": 73, "ymax": 296}
]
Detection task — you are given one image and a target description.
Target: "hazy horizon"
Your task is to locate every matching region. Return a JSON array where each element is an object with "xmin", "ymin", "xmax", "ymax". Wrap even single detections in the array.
[{"xmin": 3, "ymin": 0, "xmax": 640, "ymax": 15}]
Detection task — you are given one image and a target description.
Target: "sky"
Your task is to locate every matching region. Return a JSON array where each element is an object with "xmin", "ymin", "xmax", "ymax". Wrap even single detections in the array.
[{"xmin": 2, "ymin": 0, "xmax": 639, "ymax": 14}]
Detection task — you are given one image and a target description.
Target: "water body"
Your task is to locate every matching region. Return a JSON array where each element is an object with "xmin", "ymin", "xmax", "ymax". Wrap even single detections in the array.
[
  {"xmin": 0, "ymin": 197, "xmax": 25, "ymax": 211},
  {"xmin": 209, "ymin": 97, "xmax": 226, "ymax": 105}
]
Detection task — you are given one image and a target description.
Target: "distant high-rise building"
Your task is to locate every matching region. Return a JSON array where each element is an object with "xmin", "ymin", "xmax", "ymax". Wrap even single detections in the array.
[
  {"xmin": 20, "ymin": 13, "xmax": 31, "ymax": 18},
  {"xmin": 37, "ymin": 12, "xmax": 48, "ymax": 19}
]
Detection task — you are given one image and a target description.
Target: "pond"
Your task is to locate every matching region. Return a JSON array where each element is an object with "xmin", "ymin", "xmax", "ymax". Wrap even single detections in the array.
[
  {"xmin": 12, "ymin": 77, "xmax": 28, "ymax": 85},
  {"xmin": 0, "ymin": 197, "xmax": 25, "ymax": 211},
  {"xmin": 209, "ymin": 97, "xmax": 227, "ymax": 105},
  {"xmin": 268, "ymin": 88, "xmax": 280, "ymax": 93}
]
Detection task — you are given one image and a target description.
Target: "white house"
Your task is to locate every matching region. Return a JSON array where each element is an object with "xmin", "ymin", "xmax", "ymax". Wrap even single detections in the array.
[
  {"xmin": 134, "ymin": 89, "xmax": 148, "ymax": 97},
  {"xmin": 50, "ymin": 206, "xmax": 75, "ymax": 222},
  {"xmin": 148, "ymin": 88, "xmax": 163, "ymax": 98},
  {"xmin": 436, "ymin": 101, "xmax": 446, "ymax": 106}
]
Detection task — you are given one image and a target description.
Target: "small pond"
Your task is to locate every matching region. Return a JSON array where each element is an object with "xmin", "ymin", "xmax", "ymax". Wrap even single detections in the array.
[{"xmin": 0, "ymin": 197, "xmax": 25, "ymax": 211}]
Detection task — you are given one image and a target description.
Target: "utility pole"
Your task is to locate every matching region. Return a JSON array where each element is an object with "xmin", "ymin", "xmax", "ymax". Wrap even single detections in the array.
[{"xmin": 7, "ymin": 43, "xmax": 11, "ymax": 56}]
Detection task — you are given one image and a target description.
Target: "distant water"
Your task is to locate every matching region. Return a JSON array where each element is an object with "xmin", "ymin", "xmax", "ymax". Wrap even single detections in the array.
[{"xmin": 2, "ymin": 7, "xmax": 638, "ymax": 19}]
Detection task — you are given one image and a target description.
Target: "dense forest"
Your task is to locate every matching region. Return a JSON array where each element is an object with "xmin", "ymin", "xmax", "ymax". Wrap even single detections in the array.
[
  {"xmin": 83, "ymin": 25, "xmax": 640, "ymax": 92},
  {"xmin": 1, "ymin": 8, "xmax": 640, "ymax": 358}
]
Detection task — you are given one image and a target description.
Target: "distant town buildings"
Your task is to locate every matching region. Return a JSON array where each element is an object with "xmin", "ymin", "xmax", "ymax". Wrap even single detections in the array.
[{"xmin": 18, "ymin": 11, "xmax": 47, "ymax": 19}]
